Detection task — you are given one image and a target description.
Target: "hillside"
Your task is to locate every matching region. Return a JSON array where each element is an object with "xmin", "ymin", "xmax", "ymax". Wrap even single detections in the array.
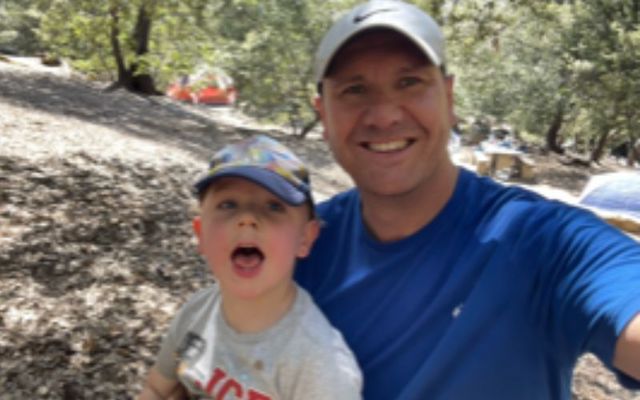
[{"xmin": 1, "ymin": 58, "xmax": 638, "ymax": 399}]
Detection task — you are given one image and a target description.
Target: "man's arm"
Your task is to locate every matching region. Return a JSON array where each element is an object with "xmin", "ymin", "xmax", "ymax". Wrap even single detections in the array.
[
  {"xmin": 614, "ymin": 313, "xmax": 640, "ymax": 380},
  {"xmin": 137, "ymin": 367, "xmax": 187, "ymax": 400}
]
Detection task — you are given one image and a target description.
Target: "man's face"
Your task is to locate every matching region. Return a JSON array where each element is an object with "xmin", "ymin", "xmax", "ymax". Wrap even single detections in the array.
[{"xmin": 315, "ymin": 31, "xmax": 455, "ymax": 200}]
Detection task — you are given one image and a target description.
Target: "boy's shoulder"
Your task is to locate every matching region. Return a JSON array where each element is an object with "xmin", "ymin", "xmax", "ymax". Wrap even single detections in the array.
[
  {"xmin": 171, "ymin": 284, "xmax": 221, "ymax": 330},
  {"xmin": 183, "ymin": 284, "xmax": 220, "ymax": 309},
  {"xmin": 280, "ymin": 286, "xmax": 363, "ymax": 393},
  {"xmin": 292, "ymin": 286, "xmax": 355, "ymax": 357}
]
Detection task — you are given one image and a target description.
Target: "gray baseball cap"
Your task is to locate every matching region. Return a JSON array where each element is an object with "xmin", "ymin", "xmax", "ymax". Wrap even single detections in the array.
[{"xmin": 313, "ymin": 0, "xmax": 446, "ymax": 84}]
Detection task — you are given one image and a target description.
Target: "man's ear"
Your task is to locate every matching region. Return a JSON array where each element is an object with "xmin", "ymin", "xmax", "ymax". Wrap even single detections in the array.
[
  {"xmin": 296, "ymin": 219, "xmax": 321, "ymax": 258},
  {"xmin": 192, "ymin": 216, "xmax": 203, "ymax": 254},
  {"xmin": 444, "ymin": 74, "xmax": 456, "ymax": 126},
  {"xmin": 313, "ymin": 95, "xmax": 329, "ymax": 141}
]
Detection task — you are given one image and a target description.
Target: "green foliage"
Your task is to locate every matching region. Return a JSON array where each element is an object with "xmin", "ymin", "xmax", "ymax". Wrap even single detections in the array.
[
  {"xmin": 565, "ymin": 1, "xmax": 640, "ymax": 147},
  {"xmin": 2, "ymin": 0, "xmax": 639, "ymax": 145},
  {"xmin": 6, "ymin": 0, "xmax": 359, "ymax": 131},
  {"xmin": 212, "ymin": 0, "xmax": 333, "ymax": 130},
  {"xmin": 0, "ymin": 1, "xmax": 45, "ymax": 54},
  {"xmin": 447, "ymin": 0, "xmax": 640, "ymax": 155}
]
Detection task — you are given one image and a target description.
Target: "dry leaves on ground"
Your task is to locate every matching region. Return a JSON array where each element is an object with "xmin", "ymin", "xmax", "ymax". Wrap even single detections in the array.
[{"xmin": 1, "ymin": 59, "xmax": 638, "ymax": 399}]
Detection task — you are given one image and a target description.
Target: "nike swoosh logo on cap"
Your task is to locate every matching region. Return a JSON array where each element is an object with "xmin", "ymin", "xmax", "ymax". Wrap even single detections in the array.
[{"xmin": 353, "ymin": 7, "xmax": 395, "ymax": 23}]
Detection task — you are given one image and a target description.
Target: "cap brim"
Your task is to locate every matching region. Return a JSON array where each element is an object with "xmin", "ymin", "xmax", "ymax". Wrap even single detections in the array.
[{"xmin": 194, "ymin": 166, "xmax": 307, "ymax": 206}]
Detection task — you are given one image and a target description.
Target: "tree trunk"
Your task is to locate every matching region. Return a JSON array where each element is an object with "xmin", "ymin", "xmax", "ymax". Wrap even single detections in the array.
[
  {"xmin": 108, "ymin": 4, "xmax": 160, "ymax": 95},
  {"xmin": 627, "ymin": 137, "xmax": 640, "ymax": 166},
  {"xmin": 109, "ymin": 5, "xmax": 129, "ymax": 89},
  {"xmin": 545, "ymin": 103, "xmax": 565, "ymax": 154},
  {"xmin": 590, "ymin": 130, "xmax": 611, "ymax": 163},
  {"xmin": 298, "ymin": 115, "xmax": 320, "ymax": 138},
  {"xmin": 128, "ymin": 4, "xmax": 161, "ymax": 95}
]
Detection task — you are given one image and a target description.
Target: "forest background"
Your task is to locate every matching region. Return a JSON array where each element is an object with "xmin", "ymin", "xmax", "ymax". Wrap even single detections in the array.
[
  {"xmin": 1, "ymin": 0, "xmax": 640, "ymax": 399},
  {"xmin": 2, "ymin": 0, "xmax": 640, "ymax": 160}
]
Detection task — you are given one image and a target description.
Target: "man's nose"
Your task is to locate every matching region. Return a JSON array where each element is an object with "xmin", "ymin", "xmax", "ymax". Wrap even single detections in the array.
[{"xmin": 362, "ymin": 94, "xmax": 404, "ymax": 131}]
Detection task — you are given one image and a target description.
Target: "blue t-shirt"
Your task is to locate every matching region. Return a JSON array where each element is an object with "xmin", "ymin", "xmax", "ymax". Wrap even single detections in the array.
[{"xmin": 295, "ymin": 168, "xmax": 640, "ymax": 400}]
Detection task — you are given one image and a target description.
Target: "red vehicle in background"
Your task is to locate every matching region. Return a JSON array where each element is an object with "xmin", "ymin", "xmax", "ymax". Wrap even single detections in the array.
[{"xmin": 166, "ymin": 68, "xmax": 237, "ymax": 105}]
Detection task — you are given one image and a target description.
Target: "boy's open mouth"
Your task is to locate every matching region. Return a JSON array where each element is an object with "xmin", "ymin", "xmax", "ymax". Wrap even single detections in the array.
[{"xmin": 231, "ymin": 246, "xmax": 265, "ymax": 276}]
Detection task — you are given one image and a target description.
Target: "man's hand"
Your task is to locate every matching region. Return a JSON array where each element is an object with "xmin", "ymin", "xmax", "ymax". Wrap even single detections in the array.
[{"xmin": 614, "ymin": 313, "xmax": 640, "ymax": 380}]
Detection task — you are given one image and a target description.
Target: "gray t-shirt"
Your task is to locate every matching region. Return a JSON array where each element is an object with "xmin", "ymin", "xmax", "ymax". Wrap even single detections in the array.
[{"xmin": 154, "ymin": 283, "xmax": 362, "ymax": 400}]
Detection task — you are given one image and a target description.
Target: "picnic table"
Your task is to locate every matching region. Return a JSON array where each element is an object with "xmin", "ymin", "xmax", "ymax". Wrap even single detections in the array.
[{"xmin": 473, "ymin": 144, "xmax": 536, "ymax": 180}]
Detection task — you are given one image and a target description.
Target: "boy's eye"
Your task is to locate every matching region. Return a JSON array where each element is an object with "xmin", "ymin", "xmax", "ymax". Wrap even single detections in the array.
[
  {"xmin": 267, "ymin": 200, "xmax": 286, "ymax": 213},
  {"xmin": 217, "ymin": 200, "xmax": 237, "ymax": 210}
]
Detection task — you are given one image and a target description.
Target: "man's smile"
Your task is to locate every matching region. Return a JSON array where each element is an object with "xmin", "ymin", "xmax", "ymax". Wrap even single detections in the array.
[{"xmin": 362, "ymin": 138, "xmax": 415, "ymax": 153}]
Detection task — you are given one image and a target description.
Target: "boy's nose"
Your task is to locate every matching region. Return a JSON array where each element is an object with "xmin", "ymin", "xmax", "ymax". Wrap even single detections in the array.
[{"xmin": 237, "ymin": 210, "xmax": 258, "ymax": 228}]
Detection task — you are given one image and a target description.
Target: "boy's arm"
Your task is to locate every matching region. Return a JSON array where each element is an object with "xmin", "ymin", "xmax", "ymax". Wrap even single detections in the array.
[
  {"xmin": 137, "ymin": 367, "xmax": 188, "ymax": 400},
  {"xmin": 614, "ymin": 313, "xmax": 640, "ymax": 380}
]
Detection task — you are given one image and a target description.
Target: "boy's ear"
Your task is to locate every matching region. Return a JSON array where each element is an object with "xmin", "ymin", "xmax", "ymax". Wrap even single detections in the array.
[
  {"xmin": 192, "ymin": 216, "xmax": 203, "ymax": 254},
  {"xmin": 296, "ymin": 219, "xmax": 320, "ymax": 258}
]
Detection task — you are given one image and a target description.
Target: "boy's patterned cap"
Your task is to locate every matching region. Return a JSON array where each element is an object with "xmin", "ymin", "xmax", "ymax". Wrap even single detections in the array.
[{"xmin": 194, "ymin": 135, "xmax": 314, "ymax": 208}]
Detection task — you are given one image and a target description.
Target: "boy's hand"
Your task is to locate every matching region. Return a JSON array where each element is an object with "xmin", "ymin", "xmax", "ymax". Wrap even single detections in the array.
[{"xmin": 137, "ymin": 367, "xmax": 187, "ymax": 400}]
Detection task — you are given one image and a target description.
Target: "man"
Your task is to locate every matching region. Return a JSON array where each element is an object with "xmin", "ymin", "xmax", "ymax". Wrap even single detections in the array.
[{"xmin": 294, "ymin": 1, "xmax": 640, "ymax": 399}]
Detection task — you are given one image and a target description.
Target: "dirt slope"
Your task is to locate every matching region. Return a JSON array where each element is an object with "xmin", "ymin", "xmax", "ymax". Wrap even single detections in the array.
[{"xmin": 1, "ymin": 59, "xmax": 638, "ymax": 399}]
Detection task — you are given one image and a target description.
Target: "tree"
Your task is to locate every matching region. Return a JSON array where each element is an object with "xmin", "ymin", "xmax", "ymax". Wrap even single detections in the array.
[
  {"xmin": 446, "ymin": 1, "xmax": 576, "ymax": 152},
  {"xmin": 32, "ymin": 0, "xmax": 361, "ymax": 132},
  {"xmin": 566, "ymin": 0, "xmax": 640, "ymax": 163},
  {"xmin": 0, "ymin": 1, "xmax": 45, "ymax": 55},
  {"xmin": 107, "ymin": 1, "xmax": 160, "ymax": 93},
  {"xmin": 37, "ymin": 0, "xmax": 218, "ymax": 94},
  {"xmin": 446, "ymin": 0, "xmax": 640, "ymax": 163},
  {"xmin": 207, "ymin": 0, "xmax": 360, "ymax": 136}
]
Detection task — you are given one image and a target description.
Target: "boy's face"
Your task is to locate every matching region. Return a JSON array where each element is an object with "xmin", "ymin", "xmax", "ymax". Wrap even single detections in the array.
[{"xmin": 193, "ymin": 177, "xmax": 319, "ymax": 302}]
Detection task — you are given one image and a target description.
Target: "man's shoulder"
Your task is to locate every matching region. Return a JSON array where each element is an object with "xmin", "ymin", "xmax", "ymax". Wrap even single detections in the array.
[
  {"xmin": 317, "ymin": 188, "xmax": 358, "ymax": 212},
  {"xmin": 458, "ymin": 169, "xmax": 596, "ymax": 236},
  {"xmin": 316, "ymin": 188, "xmax": 359, "ymax": 223}
]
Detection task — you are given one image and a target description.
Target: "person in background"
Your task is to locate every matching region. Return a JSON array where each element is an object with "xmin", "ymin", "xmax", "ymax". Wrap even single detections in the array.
[
  {"xmin": 139, "ymin": 135, "xmax": 362, "ymax": 399},
  {"xmin": 295, "ymin": 1, "xmax": 640, "ymax": 399}
]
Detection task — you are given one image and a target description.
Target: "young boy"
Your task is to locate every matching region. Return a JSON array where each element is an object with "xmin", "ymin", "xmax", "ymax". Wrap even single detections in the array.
[{"xmin": 138, "ymin": 135, "xmax": 362, "ymax": 400}]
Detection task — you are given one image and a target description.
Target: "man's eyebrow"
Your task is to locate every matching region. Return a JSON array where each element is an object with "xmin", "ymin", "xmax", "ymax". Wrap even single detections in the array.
[
  {"xmin": 328, "ymin": 73, "xmax": 365, "ymax": 86},
  {"xmin": 331, "ymin": 63, "xmax": 430, "ymax": 81},
  {"xmin": 397, "ymin": 62, "xmax": 433, "ymax": 74}
]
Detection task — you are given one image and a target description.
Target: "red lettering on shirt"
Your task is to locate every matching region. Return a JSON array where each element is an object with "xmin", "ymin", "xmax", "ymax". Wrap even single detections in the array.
[
  {"xmin": 204, "ymin": 367, "xmax": 227, "ymax": 395},
  {"xmin": 190, "ymin": 366, "xmax": 272, "ymax": 399},
  {"xmin": 217, "ymin": 377, "xmax": 243, "ymax": 399},
  {"xmin": 247, "ymin": 389, "xmax": 272, "ymax": 400}
]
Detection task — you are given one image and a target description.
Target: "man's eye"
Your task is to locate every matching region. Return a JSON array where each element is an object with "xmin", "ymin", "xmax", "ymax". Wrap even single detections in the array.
[
  {"xmin": 341, "ymin": 84, "xmax": 366, "ymax": 96},
  {"xmin": 398, "ymin": 76, "xmax": 421, "ymax": 88},
  {"xmin": 267, "ymin": 200, "xmax": 286, "ymax": 213},
  {"xmin": 218, "ymin": 200, "xmax": 237, "ymax": 210}
]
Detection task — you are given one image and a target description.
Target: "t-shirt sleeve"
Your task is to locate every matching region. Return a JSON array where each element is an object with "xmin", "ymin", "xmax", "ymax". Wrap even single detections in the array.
[
  {"xmin": 152, "ymin": 307, "xmax": 184, "ymax": 380},
  {"xmin": 288, "ymin": 344, "xmax": 363, "ymax": 400},
  {"xmin": 151, "ymin": 286, "xmax": 216, "ymax": 381},
  {"xmin": 543, "ymin": 207, "xmax": 640, "ymax": 387}
]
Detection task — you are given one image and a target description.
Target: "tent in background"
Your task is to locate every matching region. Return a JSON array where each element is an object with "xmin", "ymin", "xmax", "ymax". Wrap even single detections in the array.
[{"xmin": 578, "ymin": 171, "xmax": 640, "ymax": 234}]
